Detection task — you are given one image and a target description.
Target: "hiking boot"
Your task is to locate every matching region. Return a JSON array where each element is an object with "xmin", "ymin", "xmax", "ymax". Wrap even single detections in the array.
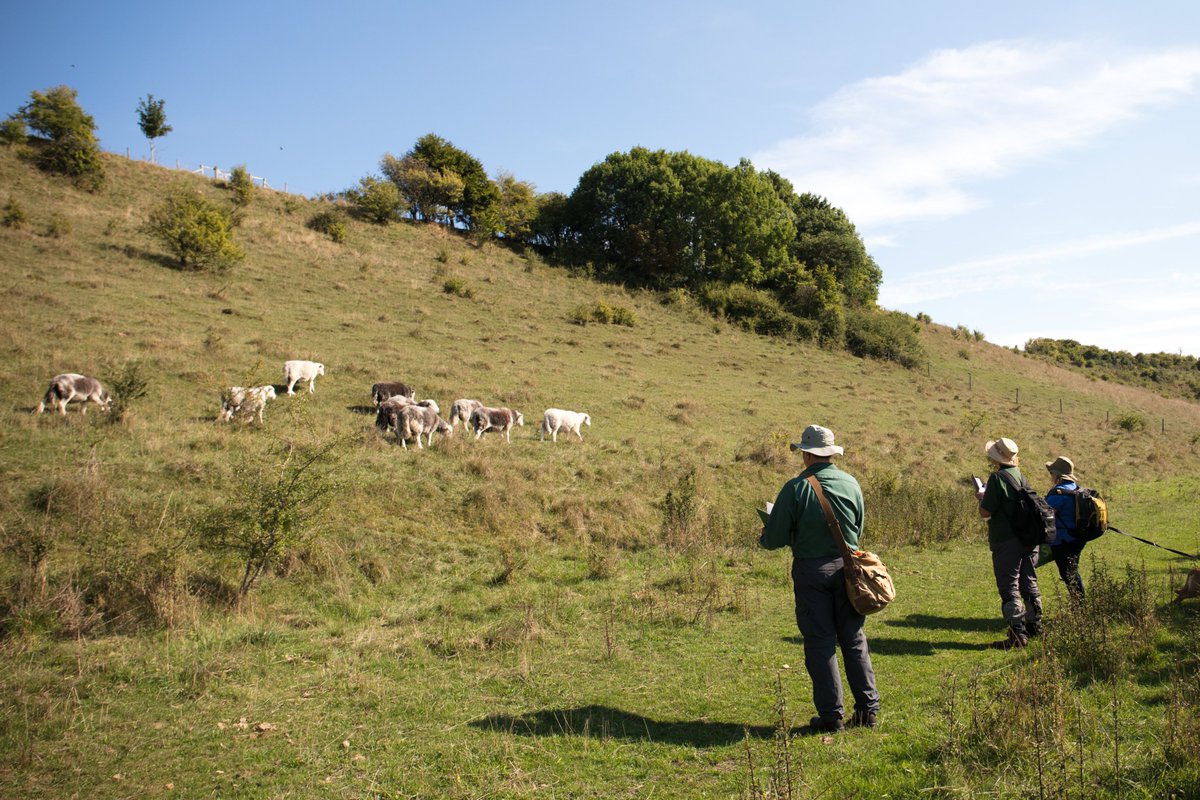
[
  {"xmin": 990, "ymin": 629, "xmax": 1028, "ymax": 650},
  {"xmin": 848, "ymin": 709, "xmax": 878, "ymax": 729},
  {"xmin": 808, "ymin": 716, "xmax": 844, "ymax": 732}
]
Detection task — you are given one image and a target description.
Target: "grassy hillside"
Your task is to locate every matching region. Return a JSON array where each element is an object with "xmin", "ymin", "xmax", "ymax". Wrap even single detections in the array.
[{"xmin": 1, "ymin": 147, "xmax": 1199, "ymax": 798}]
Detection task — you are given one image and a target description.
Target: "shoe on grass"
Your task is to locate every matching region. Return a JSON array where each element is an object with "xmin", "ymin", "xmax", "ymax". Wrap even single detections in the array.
[
  {"xmin": 808, "ymin": 716, "xmax": 844, "ymax": 732},
  {"xmin": 849, "ymin": 709, "xmax": 878, "ymax": 728}
]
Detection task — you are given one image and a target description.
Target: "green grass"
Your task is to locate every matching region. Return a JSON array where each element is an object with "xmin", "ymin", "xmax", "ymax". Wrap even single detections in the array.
[{"xmin": 1, "ymin": 146, "xmax": 1199, "ymax": 798}]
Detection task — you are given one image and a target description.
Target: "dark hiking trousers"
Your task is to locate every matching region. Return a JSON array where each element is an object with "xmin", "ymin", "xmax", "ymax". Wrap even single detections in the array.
[
  {"xmin": 1051, "ymin": 538, "xmax": 1086, "ymax": 599},
  {"xmin": 991, "ymin": 536, "xmax": 1042, "ymax": 636},
  {"xmin": 792, "ymin": 555, "xmax": 880, "ymax": 721}
]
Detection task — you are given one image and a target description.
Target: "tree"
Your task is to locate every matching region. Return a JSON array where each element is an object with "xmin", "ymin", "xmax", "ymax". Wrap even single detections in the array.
[
  {"xmin": 228, "ymin": 164, "xmax": 254, "ymax": 207},
  {"xmin": 529, "ymin": 191, "xmax": 573, "ymax": 251},
  {"xmin": 493, "ymin": 171, "xmax": 538, "ymax": 243},
  {"xmin": 346, "ymin": 176, "xmax": 402, "ymax": 224},
  {"xmin": 380, "ymin": 153, "xmax": 463, "ymax": 224},
  {"xmin": 144, "ymin": 187, "xmax": 244, "ymax": 270},
  {"xmin": 408, "ymin": 134, "xmax": 500, "ymax": 230},
  {"xmin": 136, "ymin": 94, "xmax": 172, "ymax": 164},
  {"xmin": 17, "ymin": 85, "xmax": 105, "ymax": 189},
  {"xmin": 0, "ymin": 115, "xmax": 26, "ymax": 146}
]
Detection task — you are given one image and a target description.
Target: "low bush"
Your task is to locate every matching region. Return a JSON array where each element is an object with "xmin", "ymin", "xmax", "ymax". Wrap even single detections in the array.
[
  {"xmin": 2, "ymin": 195, "xmax": 27, "ymax": 229},
  {"xmin": 144, "ymin": 186, "xmax": 244, "ymax": 270},
  {"xmin": 442, "ymin": 278, "xmax": 474, "ymax": 298},
  {"xmin": 307, "ymin": 209, "xmax": 347, "ymax": 243},
  {"xmin": 699, "ymin": 282, "xmax": 799, "ymax": 338},
  {"xmin": 569, "ymin": 300, "xmax": 637, "ymax": 327},
  {"xmin": 845, "ymin": 308, "xmax": 927, "ymax": 369},
  {"xmin": 228, "ymin": 165, "xmax": 254, "ymax": 207}
]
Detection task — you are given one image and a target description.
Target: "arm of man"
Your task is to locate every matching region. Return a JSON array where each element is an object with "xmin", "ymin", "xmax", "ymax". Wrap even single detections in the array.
[{"xmin": 759, "ymin": 481, "xmax": 796, "ymax": 551}]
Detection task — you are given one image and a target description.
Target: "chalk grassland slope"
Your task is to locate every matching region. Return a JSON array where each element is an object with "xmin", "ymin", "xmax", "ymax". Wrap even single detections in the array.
[{"xmin": 1, "ymin": 148, "xmax": 1199, "ymax": 798}]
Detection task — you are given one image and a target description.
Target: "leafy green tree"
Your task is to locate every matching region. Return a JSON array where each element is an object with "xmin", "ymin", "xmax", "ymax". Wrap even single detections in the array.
[
  {"xmin": 346, "ymin": 175, "xmax": 402, "ymax": 224},
  {"xmin": 493, "ymin": 171, "xmax": 538, "ymax": 243},
  {"xmin": 380, "ymin": 153, "xmax": 463, "ymax": 224},
  {"xmin": 145, "ymin": 186, "xmax": 244, "ymax": 270},
  {"xmin": 0, "ymin": 115, "xmax": 26, "ymax": 146},
  {"xmin": 136, "ymin": 94, "xmax": 172, "ymax": 164},
  {"xmin": 409, "ymin": 133, "xmax": 500, "ymax": 230},
  {"xmin": 787, "ymin": 192, "xmax": 880, "ymax": 307},
  {"xmin": 529, "ymin": 191, "xmax": 573, "ymax": 250},
  {"xmin": 17, "ymin": 85, "xmax": 105, "ymax": 190},
  {"xmin": 228, "ymin": 164, "xmax": 254, "ymax": 207}
]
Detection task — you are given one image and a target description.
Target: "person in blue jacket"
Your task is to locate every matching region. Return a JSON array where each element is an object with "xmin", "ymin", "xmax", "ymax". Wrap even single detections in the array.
[{"xmin": 1043, "ymin": 456, "xmax": 1086, "ymax": 600}]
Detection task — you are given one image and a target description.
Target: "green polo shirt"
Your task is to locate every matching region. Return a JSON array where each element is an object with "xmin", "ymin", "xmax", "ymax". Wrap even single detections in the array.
[
  {"xmin": 980, "ymin": 465, "xmax": 1022, "ymax": 547},
  {"xmin": 759, "ymin": 462, "xmax": 864, "ymax": 558}
]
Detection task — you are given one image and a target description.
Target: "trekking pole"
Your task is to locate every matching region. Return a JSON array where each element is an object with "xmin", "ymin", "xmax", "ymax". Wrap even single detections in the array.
[{"xmin": 1107, "ymin": 526, "xmax": 1198, "ymax": 561}]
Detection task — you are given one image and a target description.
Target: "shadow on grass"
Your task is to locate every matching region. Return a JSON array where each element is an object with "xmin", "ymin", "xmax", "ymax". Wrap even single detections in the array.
[
  {"xmin": 883, "ymin": 614, "xmax": 998, "ymax": 633},
  {"xmin": 868, "ymin": 636, "xmax": 992, "ymax": 656},
  {"xmin": 470, "ymin": 705, "xmax": 798, "ymax": 746},
  {"xmin": 346, "ymin": 405, "xmax": 376, "ymax": 415}
]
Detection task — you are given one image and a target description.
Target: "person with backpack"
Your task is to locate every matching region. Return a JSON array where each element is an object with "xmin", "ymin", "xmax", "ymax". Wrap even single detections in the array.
[
  {"xmin": 976, "ymin": 437, "xmax": 1043, "ymax": 649},
  {"xmin": 1044, "ymin": 456, "xmax": 1090, "ymax": 600}
]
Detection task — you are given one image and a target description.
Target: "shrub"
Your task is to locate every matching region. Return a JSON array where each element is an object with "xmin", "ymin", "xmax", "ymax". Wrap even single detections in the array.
[
  {"xmin": 144, "ymin": 187, "xmax": 244, "ymax": 270},
  {"xmin": 845, "ymin": 308, "xmax": 927, "ymax": 368},
  {"xmin": 17, "ymin": 85, "xmax": 105, "ymax": 190},
  {"xmin": 0, "ymin": 115, "xmax": 26, "ymax": 145},
  {"xmin": 443, "ymin": 278, "xmax": 474, "ymax": 298},
  {"xmin": 916, "ymin": 311, "xmax": 932, "ymax": 324},
  {"xmin": 104, "ymin": 360, "xmax": 150, "ymax": 423},
  {"xmin": 347, "ymin": 176, "xmax": 401, "ymax": 224},
  {"xmin": 569, "ymin": 300, "xmax": 637, "ymax": 327},
  {"xmin": 307, "ymin": 209, "xmax": 347, "ymax": 243},
  {"xmin": 196, "ymin": 441, "xmax": 344, "ymax": 598},
  {"xmin": 1115, "ymin": 412, "xmax": 1146, "ymax": 432},
  {"xmin": 44, "ymin": 213, "xmax": 70, "ymax": 238},
  {"xmin": 699, "ymin": 283, "xmax": 797, "ymax": 337},
  {"xmin": 2, "ymin": 196, "xmax": 27, "ymax": 229},
  {"xmin": 228, "ymin": 164, "xmax": 254, "ymax": 207},
  {"xmin": 863, "ymin": 471, "xmax": 979, "ymax": 548}
]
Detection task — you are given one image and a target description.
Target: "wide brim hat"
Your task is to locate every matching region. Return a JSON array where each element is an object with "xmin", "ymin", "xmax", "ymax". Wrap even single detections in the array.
[
  {"xmin": 1045, "ymin": 456, "xmax": 1077, "ymax": 481},
  {"xmin": 985, "ymin": 437, "xmax": 1019, "ymax": 466},
  {"xmin": 790, "ymin": 424, "xmax": 844, "ymax": 457}
]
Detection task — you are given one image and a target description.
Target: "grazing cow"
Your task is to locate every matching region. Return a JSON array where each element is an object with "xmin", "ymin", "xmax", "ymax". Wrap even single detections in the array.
[
  {"xmin": 1175, "ymin": 568, "xmax": 1200, "ymax": 604},
  {"xmin": 283, "ymin": 360, "xmax": 325, "ymax": 395},
  {"xmin": 470, "ymin": 406, "xmax": 524, "ymax": 443},
  {"xmin": 540, "ymin": 409, "xmax": 591, "ymax": 442},
  {"xmin": 448, "ymin": 399, "xmax": 482, "ymax": 430},
  {"xmin": 219, "ymin": 385, "xmax": 276, "ymax": 424},
  {"xmin": 398, "ymin": 404, "xmax": 453, "ymax": 450},
  {"xmin": 371, "ymin": 381, "xmax": 416, "ymax": 406},
  {"xmin": 36, "ymin": 373, "xmax": 111, "ymax": 415}
]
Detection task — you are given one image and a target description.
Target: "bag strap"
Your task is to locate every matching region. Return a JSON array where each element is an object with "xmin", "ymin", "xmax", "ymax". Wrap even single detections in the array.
[{"xmin": 805, "ymin": 474, "xmax": 852, "ymax": 557}]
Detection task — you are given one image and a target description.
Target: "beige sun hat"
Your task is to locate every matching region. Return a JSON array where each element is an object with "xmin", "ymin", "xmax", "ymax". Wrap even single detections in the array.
[
  {"xmin": 1045, "ymin": 456, "xmax": 1077, "ymax": 481},
  {"xmin": 790, "ymin": 424, "xmax": 844, "ymax": 457},
  {"xmin": 985, "ymin": 437, "xmax": 1019, "ymax": 466}
]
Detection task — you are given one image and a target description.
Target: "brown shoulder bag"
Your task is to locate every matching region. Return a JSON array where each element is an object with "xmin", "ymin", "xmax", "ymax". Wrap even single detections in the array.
[{"xmin": 805, "ymin": 475, "xmax": 896, "ymax": 615}]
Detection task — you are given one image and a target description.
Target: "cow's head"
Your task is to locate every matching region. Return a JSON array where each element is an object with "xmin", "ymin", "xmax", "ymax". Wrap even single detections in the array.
[
  {"xmin": 515, "ymin": 411, "xmax": 524, "ymax": 427},
  {"xmin": 99, "ymin": 389, "xmax": 113, "ymax": 411},
  {"xmin": 316, "ymin": 363, "xmax": 326, "ymax": 376}
]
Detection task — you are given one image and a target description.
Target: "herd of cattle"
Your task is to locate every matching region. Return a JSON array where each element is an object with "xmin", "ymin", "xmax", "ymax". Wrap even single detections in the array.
[{"xmin": 35, "ymin": 361, "xmax": 592, "ymax": 450}]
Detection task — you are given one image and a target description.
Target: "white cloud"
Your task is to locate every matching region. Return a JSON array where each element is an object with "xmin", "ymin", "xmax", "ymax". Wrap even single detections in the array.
[
  {"xmin": 754, "ymin": 41, "xmax": 1200, "ymax": 228},
  {"xmin": 880, "ymin": 221, "xmax": 1200, "ymax": 306}
]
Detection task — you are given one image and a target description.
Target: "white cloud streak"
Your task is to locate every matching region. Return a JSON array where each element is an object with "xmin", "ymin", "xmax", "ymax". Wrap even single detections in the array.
[
  {"xmin": 753, "ymin": 41, "xmax": 1200, "ymax": 228},
  {"xmin": 879, "ymin": 220, "xmax": 1200, "ymax": 306}
]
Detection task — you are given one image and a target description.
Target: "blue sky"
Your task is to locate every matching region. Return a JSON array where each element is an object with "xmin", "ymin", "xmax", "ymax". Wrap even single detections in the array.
[{"xmin": 4, "ymin": 1, "xmax": 1199, "ymax": 356}]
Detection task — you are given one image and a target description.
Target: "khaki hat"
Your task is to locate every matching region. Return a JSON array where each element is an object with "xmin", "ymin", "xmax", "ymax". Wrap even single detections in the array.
[
  {"xmin": 1045, "ymin": 456, "xmax": 1077, "ymax": 481},
  {"xmin": 985, "ymin": 437, "xmax": 1019, "ymax": 466},
  {"xmin": 790, "ymin": 424, "xmax": 844, "ymax": 457}
]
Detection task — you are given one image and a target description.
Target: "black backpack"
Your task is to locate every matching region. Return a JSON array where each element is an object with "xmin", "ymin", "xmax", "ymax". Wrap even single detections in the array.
[
  {"xmin": 996, "ymin": 470, "xmax": 1057, "ymax": 548},
  {"xmin": 1050, "ymin": 486, "xmax": 1109, "ymax": 542}
]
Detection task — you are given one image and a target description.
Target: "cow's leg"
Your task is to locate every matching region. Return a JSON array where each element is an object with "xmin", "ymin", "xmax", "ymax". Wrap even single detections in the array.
[
  {"xmin": 575, "ymin": 426, "xmax": 584, "ymax": 441},
  {"xmin": 308, "ymin": 378, "xmax": 315, "ymax": 394},
  {"xmin": 286, "ymin": 380, "xmax": 296, "ymax": 395}
]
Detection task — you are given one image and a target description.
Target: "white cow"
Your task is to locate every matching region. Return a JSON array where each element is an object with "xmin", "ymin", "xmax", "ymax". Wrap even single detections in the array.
[
  {"xmin": 219, "ymin": 385, "xmax": 276, "ymax": 424},
  {"xmin": 540, "ymin": 409, "xmax": 591, "ymax": 442},
  {"xmin": 283, "ymin": 360, "xmax": 325, "ymax": 395},
  {"xmin": 36, "ymin": 373, "xmax": 111, "ymax": 415}
]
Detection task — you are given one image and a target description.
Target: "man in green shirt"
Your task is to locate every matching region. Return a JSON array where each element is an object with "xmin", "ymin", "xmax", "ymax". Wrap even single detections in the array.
[{"xmin": 760, "ymin": 425, "xmax": 880, "ymax": 732}]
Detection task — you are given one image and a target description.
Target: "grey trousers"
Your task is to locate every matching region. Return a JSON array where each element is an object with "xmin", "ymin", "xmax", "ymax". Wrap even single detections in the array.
[
  {"xmin": 990, "ymin": 537, "xmax": 1042, "ymax": 634},
  {"xmin": 792, "ymin": 556, "xmax": 880, "ymax": 720}
]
